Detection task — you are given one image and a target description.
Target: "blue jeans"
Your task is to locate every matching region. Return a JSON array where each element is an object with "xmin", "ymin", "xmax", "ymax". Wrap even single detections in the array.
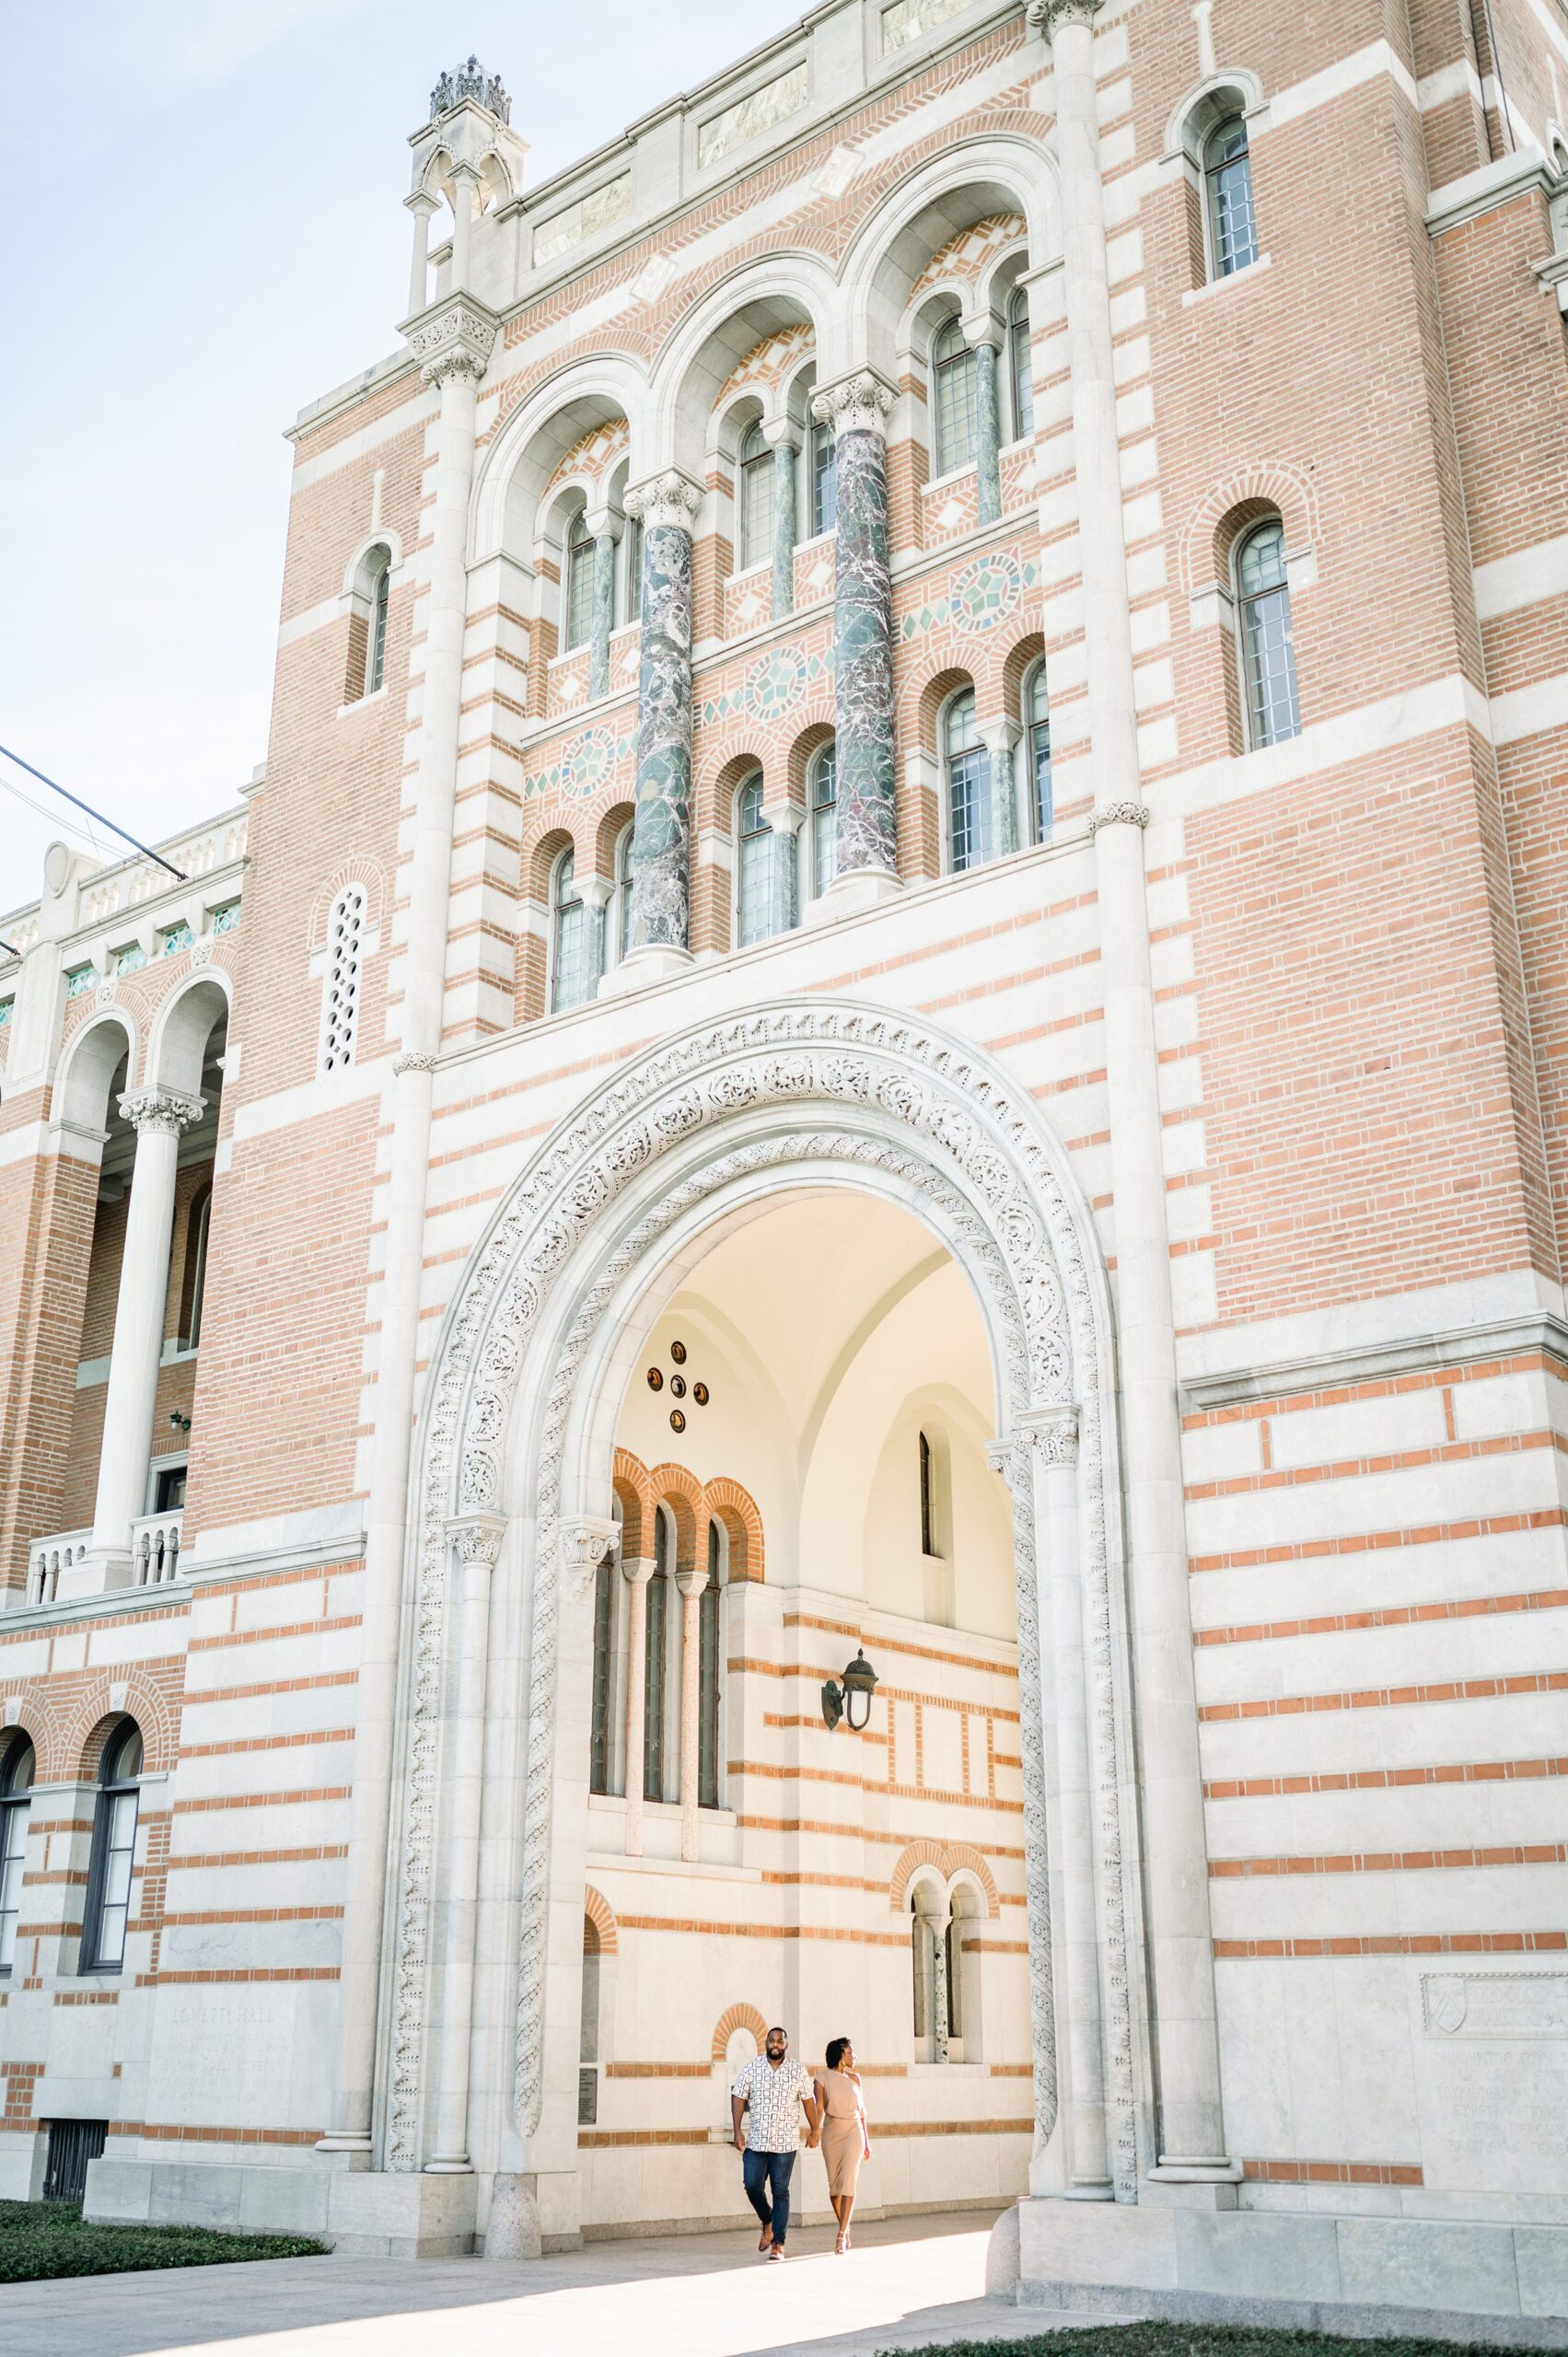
[{"xmin": 742, "ymin": 2145, "xmax": 797, "ymax": 2246}]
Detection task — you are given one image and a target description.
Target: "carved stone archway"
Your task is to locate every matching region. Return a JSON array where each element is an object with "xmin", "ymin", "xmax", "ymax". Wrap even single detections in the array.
[{"xmin": 384, "ymin": 1000, "xmax": 1139, "ymax": 2198}]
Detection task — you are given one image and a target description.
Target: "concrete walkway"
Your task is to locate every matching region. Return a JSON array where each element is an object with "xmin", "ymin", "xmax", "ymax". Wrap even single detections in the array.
[{"xmin": 0, "ymin": 2209, "xmax": 1120, "ymax": 2357}]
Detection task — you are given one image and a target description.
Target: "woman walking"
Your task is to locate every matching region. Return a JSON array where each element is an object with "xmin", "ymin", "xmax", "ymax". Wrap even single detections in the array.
[{"xmin": 815, "ymin": 2036, "xmax": 869, "ymax": 2253}]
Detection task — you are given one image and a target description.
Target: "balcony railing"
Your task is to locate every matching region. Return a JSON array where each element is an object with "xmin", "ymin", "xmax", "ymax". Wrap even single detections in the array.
[
  {"xmin": 132, "ymin": 1512, "xmax": 183, "ymax": 1586},
  {"xmin": 28, "ymin": 1529, "xmax": 90, "ymax": 1605}
]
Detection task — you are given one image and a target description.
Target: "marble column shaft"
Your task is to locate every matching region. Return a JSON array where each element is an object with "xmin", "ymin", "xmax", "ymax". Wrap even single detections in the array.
[
  {"xmin": 972, "ymin": 334, "xmax": 1004, "ymax": 526},
  {"xmin": 1036, "ymin": 0, "xmax": 1231, "ymax": 2177},
  {"xmin": 677, "ymin": 1562, "xmax": 709, "ymax": 1864},
  {"xmin": 588, "ymin": 529, "xmax": 617, "ymax": 702},
  {"xmin": 816, "ymin": 375, "xmax": 898, "ymax": 878},
  {"xmin": 771, "ymin": 437, "xmax": 797, "ymax": 619},
  {"xmin": 621, "ymin": 1557, "xmax": 655, "ymax": 1857},
  {"xmin": 624, "ymin": 473, "xmax": 701, "ymax": 951}
]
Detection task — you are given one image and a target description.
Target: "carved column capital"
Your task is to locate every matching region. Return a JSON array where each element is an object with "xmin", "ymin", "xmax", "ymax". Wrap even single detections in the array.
[
  {"xmin": 1020, "ymin": 1406, "xmax": 1081, "ymax": 1466},
  {"xmin": 1027, "ymin": 0, "xmax": 1104, "ymax": 39},
  {"xmin": 560, "ymin": 1517, "xmax": 620, "ymax": 1601},
  {"xmin": 675, "ymin": 1562, "xmax": 710, "ymax": 1600},
  {"xmin": 621, "ymin": 1553, "xmax": 656, "ymax": 1587},
  {"xmin": 118, "ymin": 1086, "xmax": 204, "ymax": 1139},
  {"xmin": 812, "ymin": 369, "xmax": 897, "ymax": 442},
  {"xmin": 1086, "ymin": 799, "xmax": 1151, "ymax": 836},
  {"xmin": 407, "ymin": 293, "xmax": 498, "ymax": 388},
  {"xmin": 623, "ymin": 470, "xmax": 703, "ymax": 532},
  {"xmin": 446, "ymin": 1512, "xmax": 507, "ymax": 1570},
  {"xmin": 393, "ymin": 1050, "xmax": 439, "ymax": 1075}
]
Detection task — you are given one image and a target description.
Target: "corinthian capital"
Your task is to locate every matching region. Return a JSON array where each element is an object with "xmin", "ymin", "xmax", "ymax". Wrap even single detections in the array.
[
  {"xmin": 623, "ymin": 470, "xmax": 703, "ymax": 533},
  {"xmin": 407, "ymin": 293, "xmax": 498, "ymax": 388},
  {"xmin": 812, "ymin": 369, "xmax": 897, "ymax": 442},
  {"xmin": 447, "ymin": 1512, "xmax": 507, "ymax": 1570},
  {"xmin": 560, "ymin": 1517, "xmax": 620, "ymax": 1601},
  {"xmin": 118, "ymin": 1086, "xmax": 205, "ymax": 1139},
  {"xmin": 1027, "ymin": 0, "xmax": 1103, "ymax": 38}
]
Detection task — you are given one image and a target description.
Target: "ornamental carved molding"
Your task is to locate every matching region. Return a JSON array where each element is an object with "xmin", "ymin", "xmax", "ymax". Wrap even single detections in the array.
[
  {"xmin": 393, "ymin": 1051, "xmax": 439, "ymax": 1075},
  {"xmin": 623, "ymin": 470, "xmax": 703, "ymax": 533},
  {"xmin": 409, "ymin": 296, "xmax": 498, "ymax": 389},
  {"xmin": 446, "ymin": 1514, "xmax": 506, "ymax": 1571},
  {"xmin": 118, "ymin": 1086, "xmax": 204, "ymax": 1139},
  {"xmin": 1087, "ymin": 800, "xmax": 1151, "ymax": 835},
  {"xmin": 812, "ymin": 370, "xmax": 897, "ymax": 442},
  {"xmin": 559, "ymin": 1517, "xmax": 619, "ymax": 1601},
  {"xmin": 1026, "ymin": 0, "xmax": 1104, "ymax": 37},
  {"xmin": 385, "ymin": 1003, "xmax": 1138, "ymax": 2198}
]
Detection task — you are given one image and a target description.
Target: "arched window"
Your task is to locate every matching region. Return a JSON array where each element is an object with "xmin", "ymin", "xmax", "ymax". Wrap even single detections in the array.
[
  {"xmin": 644, "ymin": 1511, "xmax": 672, "ymax": 1804},
  {"xmin": 621, "ymin": 514, "xmax": 644, "ymax": 627},
  {"xmin": 565, "ymin": 511, "xmax": 595, "ymax": 652},
  {"xmin": 0, "ymin": 1737, "xmax": 34, "ymax": 1976},
  {"xmin": 1235, "ymin": 518, "xmax": 1301, "ymax": 748},
  {"xmin": 579, "ymin": 1915, "xmax": 601, "ymax": 2124},
  {"xmin": 933, "ymin": 317, "xmax": 980, "ymax": 476},
  {"xmin": 944, "ymin": 691, "xmax": 987, "ymax": 873},
  {"xmin": 739, "ymin": 421, "xmax": 774, "ymax": 568},
  {"xmin": 366, "ymin": 551, "xmax": 390, "ymax": 694},
  {"xmin": 809, "ymin": 413, "xmax": 837, "ymax": 537},
  {"xmin": 179, "ymin": 1181, "xmax": 213, "ymax": 1352},
  {"xmin": 1205, "ymin": 115, "xmax": 1259, "ymax": 279},
  {"xmin": 919, "ymin": 1430, "xmax": 936, "ymax": 1556},
  {"xmin": 82, "ymin": 1721, "xmax": 142, "ymax": 1975},
  {"xmin": 809, "ymin": 742, "xmax": 838, "ymax": 898},
  {"xmin": 699, "ymin": 1519, "xmax": 724, "ymax": 1809},
  {"xmin": 1007, "ymin": 285, "xmax": 1034, "ymax": 440},
  {"xmin": 1026, "ymin": 665, "xmax": 1052, "ymax": 841},
  {"xmin": 735, "ymin": 773, "xmax": 774, "ymax": 947},
  {"xmin": 611, "ymin": 822, "xmax": 637, "ymax": 964},
  {"xmin": 551, "ymin": 847, "xmax": 592, "ymax": 1013},
  {"xmin": 319, "ymin": 886, "xmax": 365, "ymax": 1074}
]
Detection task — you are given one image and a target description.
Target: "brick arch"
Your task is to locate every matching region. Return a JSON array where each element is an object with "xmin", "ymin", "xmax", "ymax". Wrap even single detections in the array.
[
  {"xmin": 613, "ymin": 1446, "xmax": 655, "ymax": 1560},
  {"xmin": 1177, "ymin": 461, "xmax": 1320, "ymax": 596},
  {"xmin": 307, "ymin": 859, "xmax": 388, "ymax": 953},
  {"xmin": 705, "ymin": 1477, "xmax": 764, "ymax": 1584},
  {"xmin": 1001, "ymin": 629, "xmax": 1047, "ymax": 714},
  {"xmin": 593, "ymin": 800, "xmax": 634, "ymax": 882},
  {"xmin": 711, "ymin": 2001, "xmax": 769, "ymax": 2062},
  {"xmin": 647, "ymin": 1463, "xmax": 703, "ymax": 1578},
  {"xmin": 59, "ymin": 1674, "xmax": 179, "ymax": 1783},
  {"xmin": 901, "ymin": 661, "xmax": 978, "ymax": 755},
  {"xmin": 785, "ymin": 717, "xmax": 835, "ymax": 801},
  {"xmin": 583, "ymin": 1884, "xmax": 619, "ymax": 1956},
  {"xmin": 889, "ymin": 1837, "xmax": 999, "ymax": 1918},
  {"xmin": 0, "ymin": 1700, "xmax": 55, "ymax": 1784},
  {"xmin": 524, "ymin": 823, "xmax": 581, "ymax": 908}
]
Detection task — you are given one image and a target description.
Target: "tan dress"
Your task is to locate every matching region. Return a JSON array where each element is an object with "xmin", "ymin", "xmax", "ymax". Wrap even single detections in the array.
[{"xmin": 818, "ymin": 2068, "xmax": 866, "ymax": 2198}]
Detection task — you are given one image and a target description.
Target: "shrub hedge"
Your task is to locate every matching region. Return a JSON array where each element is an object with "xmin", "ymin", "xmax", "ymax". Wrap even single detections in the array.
[
  {"xmin": 0, "ymin": 2199, "xmax": 328, "ymax": 2283},
  {"xmin": 909, "ymin": 2328, "xmax": 1519, "ymax": 2357}
]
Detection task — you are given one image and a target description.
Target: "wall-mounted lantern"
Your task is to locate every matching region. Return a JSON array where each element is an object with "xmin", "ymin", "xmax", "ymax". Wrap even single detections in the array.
[{"xmin": 821, "ymin": 1647, "xmax": 878, "ymax": 1734}]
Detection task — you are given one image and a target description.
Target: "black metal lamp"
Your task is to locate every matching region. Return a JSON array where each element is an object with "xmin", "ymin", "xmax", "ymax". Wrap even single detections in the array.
[{"xmin": 821, "ymin": 1647, "xmax": 878, "ymax": 1733}]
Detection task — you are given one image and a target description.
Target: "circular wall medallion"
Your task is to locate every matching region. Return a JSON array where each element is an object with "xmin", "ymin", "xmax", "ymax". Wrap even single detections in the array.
[
  {"xmin": 670, "ymin": 1341, "xmax": 687, "ymax": 1364},
  {"xmin": 693, "ymin": 1382, "xmax": 710, "ymax": 1407},
  {"xmin": 669, "ymin": 1409, "xmax": 687, "ymax": 1434},
  {"xmin": 746, "ymin": 644, "xmax": 807, "ymax": 722},
  {"xmin": 645, "ymin": 1366, "xmax": 664, "ymax": 1391},
  {"xmin": 670, "ymin": 1374, "xmax": 687, "ymax": 1398},
  {"xmin": 951, "ymin": 550, "xmax": 1024, "ymax": 635}
]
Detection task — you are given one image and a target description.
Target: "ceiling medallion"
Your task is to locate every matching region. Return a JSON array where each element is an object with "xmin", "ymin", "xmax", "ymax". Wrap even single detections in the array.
[
  {"xmin": 670, "ymin": 1374, "xmax": 687, "ymax": 1398},
  {"xmin": 669, "ymin": 1409, "xmax": 687, "ymax": 1434},
  {"xmin": 693, "ymin": 1382, "xmax": 709, "ymax": 1407},
  {"xmin": 646, "ymin": 1366, "xmax": 663, "ymax": 1391},
  {"xmin": 670, "ymin": 1340, "xmax": 688, "ymax": 1364}
]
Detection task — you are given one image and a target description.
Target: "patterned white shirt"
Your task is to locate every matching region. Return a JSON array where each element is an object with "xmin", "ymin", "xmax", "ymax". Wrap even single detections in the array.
[{"xmin": 731, "ymin": 2053, "xmax": 815, "ymax": 2152}]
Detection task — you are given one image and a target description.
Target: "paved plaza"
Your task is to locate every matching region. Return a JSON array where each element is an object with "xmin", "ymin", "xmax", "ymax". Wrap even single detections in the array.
[{"xmin": 0, "ymin": 2210, "xmax": 1116, "ymax": 2357}]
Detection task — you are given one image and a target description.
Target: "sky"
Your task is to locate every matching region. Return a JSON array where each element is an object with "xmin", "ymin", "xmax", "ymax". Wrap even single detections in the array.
[{"xmin": 0, "ymin": 0, "xmax": 804, "ymax": 912}]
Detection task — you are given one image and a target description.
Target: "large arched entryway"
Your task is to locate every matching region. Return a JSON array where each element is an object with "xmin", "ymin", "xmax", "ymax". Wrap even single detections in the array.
[{"xmin": 380, "ymin": 1002, "xmax": 1145, "ymax": 2243}]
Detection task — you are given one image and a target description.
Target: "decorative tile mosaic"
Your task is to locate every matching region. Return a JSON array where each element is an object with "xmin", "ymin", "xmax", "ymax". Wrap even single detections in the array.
[
  {"xmin": 523, "ymin": 722, "xmax": 634, "ymax": 803},
  {"xmin": 717, "ymin": 325, "xmax": 815, "ymax": 407},
  {"xmin": 698, "ymin": 642, "xmax": 833, "ymax": 727},
  {"xmin": 534, "ymin": 173, "xmax": 632, "ymax": 268},
  {"xmin": 909, "ymin": 213, "xmax": 1027, "ymax": 304},
  {"xmin": 698, "ymin": 63, "xmax": 808, "ymax": 168},
  {"xmin": 543, "ymin": 419, "xmax": 630, "ymax": 502},
  {"xmin": 882, "ymin": 0, "xmax": 973, "ymax": 52},
  {"xmin": 899, "ymin": 550, "xmax": 1035, "ymax": 639}
]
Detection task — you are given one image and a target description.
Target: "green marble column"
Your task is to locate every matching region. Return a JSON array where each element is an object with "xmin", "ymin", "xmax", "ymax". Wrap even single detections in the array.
[
  {"xmin": 814, "ymin": 372, "xmax": 898, "ymax": 881},
  {"xmin": 588, "ymin": 524, "xmax": 618, "ymax": 702},
  {"xmin": 973, "ymin": 333, "xmax": 1003, "ymax": 526},
  {"xmin": 770, "ymin": 432, "xmax": 797, "ymax": 620},
  {"xmin": 623, "ymin": 471, "xmax": 702, "ymax": 953}
]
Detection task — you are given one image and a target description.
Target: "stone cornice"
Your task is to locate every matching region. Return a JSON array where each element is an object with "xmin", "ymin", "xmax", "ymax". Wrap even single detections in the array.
[
  {"xmin": 1179, "ymin": 1309, "xmax": 1568, "ymax": 1412},
  {"xmin": 405, "ymin": 293, "xmax": 500, "ymax": 389}
]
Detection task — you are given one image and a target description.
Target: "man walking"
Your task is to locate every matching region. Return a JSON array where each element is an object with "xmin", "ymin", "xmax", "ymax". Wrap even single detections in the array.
[{"xmin": 730, "ymin": 2025, "xmax": 820, "ymax": 2259}]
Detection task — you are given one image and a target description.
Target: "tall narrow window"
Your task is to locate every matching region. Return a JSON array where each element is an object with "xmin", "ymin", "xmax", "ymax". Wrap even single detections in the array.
[
  {"xmin": 1007, "ymin": 285, "xmax": 1034, "ymax": 440},
  {"xmin": 945, "ymin": 691, "xmax": 988, "ymax": 873},
  {"xmin": 912, "ymin": 1910, "xmax": 929, "ymax": 2043},
  {"xmin": 551, "ymin": 848, "xmax": 592, "ymax": 1013},
  {"xmin": 810, "ymin": 416, "xmax": 837, "ymax": 537},
  {"xmin": 1028, "ymin": 665, "xmax": 1052, "ymax": 841},
  {"xmin": 82, "ymin": 1722, "xmax": 142, "ymax": 1975},
  {"xmin": 589, "ymin": 1552, "xmax": 616, "ymax": 1796},
  {"xmin": 320, "ymin": 886, "xmax": 365, "ymax": 1074},
  {"xmin": 919, "ymin": 1431, "xmax": 935, "ymax": 1557},
  {"xmin": 579, "ymin": 1916, "xmax": 601, "ymax": 2125},
  {"xmin": 645, "ymin": 1514, "xmax": 671, "ymax": 1804},
  {"xmin": 698, "ymin": 1520, "xmax": 722, "ymax": 1809},
  {"xmin": 179, "ymin": 1183, "xmax": 213, "ymax": 1352},
  {"xmin": 1236, "ymin": 519, "xmax": 1301, "ymax": 748},
  {"xmin": 622, "ymin": 515, "xmax": 644, "ymax": 626},
  {"xmin": 565, "ymin": 511, "xmax": 595, "ymax": 652},
  {"xmin": 367, "ymin": 554, "xmax": 390, "ymax": 694},
  {"xmin": 613, "ymin": 823, "xmax": 637, "ymax": 962},
  {"xmin": 934, "ymin": 317, "xmax": 980, "ymax": 475},
  {"xmin": 735, "ymin": 774, "xmax": 774, "ymax": 947},
  {"xmin": 945, "ymin": 1920, "xmax": 962, "ymax": 2042},
  {"xmin": 0, "ymin": 1738, "xmax": 33, "ymax": 1976},
  {"xmin": 739, "ymin": 421, "xmax": 774, "ymax": 568},
  {"xmin": 1205, "ymin": 115, "xmax": 1259, "ymax": 279},
  {"xmin": 810, "ymin": 742, "xmax": 838, "ymax": 898}
]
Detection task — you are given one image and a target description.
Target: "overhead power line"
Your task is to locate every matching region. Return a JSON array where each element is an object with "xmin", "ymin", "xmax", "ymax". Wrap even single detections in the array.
[{"xmin": 0, "ymin": 741, "xmax": 188, "ymax": 880}]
